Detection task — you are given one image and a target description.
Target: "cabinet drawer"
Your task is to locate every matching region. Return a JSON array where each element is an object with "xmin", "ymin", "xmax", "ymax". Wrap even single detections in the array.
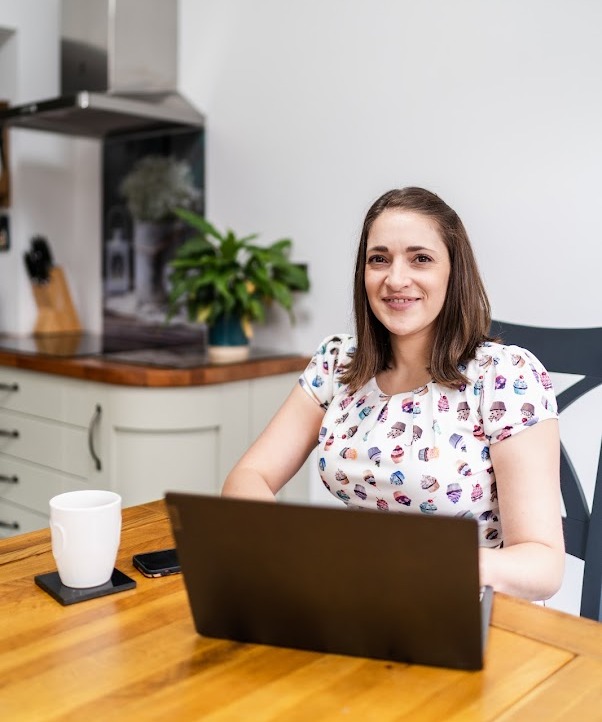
[
  {"xmin": 0, "ymin": 456, "xmax": 90, "ymax": 514},
  {"xmin": 0, "ymin": 367, "xmax": 102, "ymax": 426},
  {"xmin": 109, "ymin": 384, "xmax": 222, "ymax": 429},
  {"xmin": 0, "ymin": 499, "xmax": 48, "ymax": 539},
  {"xmin": 0, "ymin": 409, "xmax": 98, "ymax": 478}
]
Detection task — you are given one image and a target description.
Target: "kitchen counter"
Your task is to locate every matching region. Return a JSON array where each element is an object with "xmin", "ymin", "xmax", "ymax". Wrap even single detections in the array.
[
  {"xmin": 0, "ymin": 343, "xmax": 310, "ymax": 387},
  {"xmin": 0, "ymin": 343, "xmax": 312, "ymax": 518}
]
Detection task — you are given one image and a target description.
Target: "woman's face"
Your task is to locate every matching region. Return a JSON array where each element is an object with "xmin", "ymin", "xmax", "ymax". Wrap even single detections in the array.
[{"xmin": 364, "ymin": 209, "xmax": 451, "ymax": 346}]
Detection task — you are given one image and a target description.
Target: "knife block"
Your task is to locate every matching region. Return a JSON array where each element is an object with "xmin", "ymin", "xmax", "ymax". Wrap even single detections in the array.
[{"xmin": 32, "ymin": 266, "xmax": 81, "ymax": 335}]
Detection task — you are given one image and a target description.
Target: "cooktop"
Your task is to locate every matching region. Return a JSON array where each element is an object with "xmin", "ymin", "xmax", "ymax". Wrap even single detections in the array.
[
  {"xmin": 101, "ymin": 345, "xmax": 296, "ymax": 368},
  {"xmin": 0, "ymin": 331, "xmax": 297, "ymax": 368},
  {"xmin": 0, "ymin": 326, "xmax": 204, "ymax": 358}
]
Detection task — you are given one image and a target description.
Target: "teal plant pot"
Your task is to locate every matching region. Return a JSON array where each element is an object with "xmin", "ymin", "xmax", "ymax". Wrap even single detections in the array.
[{"xmin": 208, "ymin": 316, "xmax": 249, "ymax": 363}]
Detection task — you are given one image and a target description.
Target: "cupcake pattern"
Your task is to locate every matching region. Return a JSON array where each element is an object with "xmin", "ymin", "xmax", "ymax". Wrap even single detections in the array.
[{"xmin": 299, "ymin": 334, "xmax": 558, "ymax": 548}]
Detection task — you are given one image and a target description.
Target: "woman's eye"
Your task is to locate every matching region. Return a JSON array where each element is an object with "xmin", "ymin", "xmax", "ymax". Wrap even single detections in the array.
[
  {"xmin": 415, "ymin": 254, "xmax": 433, "ymax": 263},
  {"xmin": 367, "ymin": 254, "xmax": 387, "ymax": 264}
]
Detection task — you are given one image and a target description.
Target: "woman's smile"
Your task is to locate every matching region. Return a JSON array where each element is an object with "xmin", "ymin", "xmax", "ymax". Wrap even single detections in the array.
[{"xmin": 382, "ymin": 294, "xmax": 421, "ymax": 308}]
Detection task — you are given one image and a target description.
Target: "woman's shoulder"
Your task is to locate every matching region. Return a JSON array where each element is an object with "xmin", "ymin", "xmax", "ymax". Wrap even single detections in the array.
[
  {"xmin": 312, "ymin": 333, "xmax": 357, "ymax": 361},
  {"xmin": 471, "ymin": 340, "xmax": 548, "ymax": 372},
  {"xmin": 467, "ymin": 340, "xmax": 555, "ymax": 399},
  {"xmin": 299, "ymin": 333, "xmax": 355, "ymax": 408}
]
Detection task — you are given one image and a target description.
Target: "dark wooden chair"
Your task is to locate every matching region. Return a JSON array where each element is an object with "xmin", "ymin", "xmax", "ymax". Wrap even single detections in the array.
[{"xmin": 491, "ymin": 320, "xmax": 602, "ymax": 621}]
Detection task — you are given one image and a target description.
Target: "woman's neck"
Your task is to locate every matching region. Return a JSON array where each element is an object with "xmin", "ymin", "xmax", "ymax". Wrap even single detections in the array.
[{"xmin": 377, "ymin": 332, "xmax": 433, "ymax": 394}]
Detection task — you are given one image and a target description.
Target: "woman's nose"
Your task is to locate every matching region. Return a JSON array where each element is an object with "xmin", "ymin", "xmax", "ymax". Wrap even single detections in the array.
[{"xmin": 385, "ymin": 260, "xmax": 411, "ymax": 289}]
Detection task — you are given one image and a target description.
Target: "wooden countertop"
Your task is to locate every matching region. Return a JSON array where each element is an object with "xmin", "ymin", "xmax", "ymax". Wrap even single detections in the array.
[
  {"xmin": 3, "ymin": 500, "xmax": 602, "ymax": 721},
  {"xmin": 0, "ymin": 349, "xmax": 309, "ymax": 387}
]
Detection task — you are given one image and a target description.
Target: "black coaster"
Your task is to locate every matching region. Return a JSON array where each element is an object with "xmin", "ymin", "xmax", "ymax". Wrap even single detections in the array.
[{"xmin": 34, "ymin": 568, "xmax": 136, "ymax": 606}]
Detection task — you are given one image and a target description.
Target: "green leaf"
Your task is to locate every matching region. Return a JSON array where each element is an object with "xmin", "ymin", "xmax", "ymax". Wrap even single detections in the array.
[
  {"xmin": 233, "ymin": 281, "xmax": 251, "ymax": 308},
  {"xmin": 268, "ymin": 238, "xmax": 293, "ymax": 253},
  {"xmin": 275, "ymin": 264, "xmax": 310, "ymax": 290},
  {"xmin": 270, "ymin": 280, "xmax": 293, "ymax": 310},
  {"xmin": 248, "ymin": 298, "xmax": 266, "ymax": 322},
  {"xmin": 214, "ymin": 276, "xmax": 234, "ymax": 304},
  {"xmin": 174, "ymin": 208, "xmax": 223, "ymax": 241},
  {"xmin": 171, "ymin": 235, "xmax": 215, "ymax": 258}
]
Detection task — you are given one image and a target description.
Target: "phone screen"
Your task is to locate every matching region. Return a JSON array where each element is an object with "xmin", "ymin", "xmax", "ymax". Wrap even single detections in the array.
[{"xmin": 132, "ymin": 548, "xmax": 180, "ymax": 577}]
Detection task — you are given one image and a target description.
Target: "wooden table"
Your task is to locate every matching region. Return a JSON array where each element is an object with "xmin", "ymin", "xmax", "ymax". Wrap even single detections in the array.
[{"xmin": 2, "ymin": 501, "xmax": 602, "ymax": 721}]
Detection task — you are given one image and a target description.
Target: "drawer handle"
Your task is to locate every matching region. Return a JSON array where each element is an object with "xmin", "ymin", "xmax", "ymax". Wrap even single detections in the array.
[
  {"xmin": 0, "ymin": 383, "xmax": 19, "ymax": 392},
  {"xmin": 0, "ymin": 520, "xmax": 20, "ymax": 530},
  {"xmin": 0, "ymin": 429, "xmax": 19, "ymax": 438},
  {"xmin": 88, "ymin": 404, "xmax": 102, "ymax": 472},
  {"xmin": 0, "ymin": 474, "xmax": 18, "ymax": 484}
]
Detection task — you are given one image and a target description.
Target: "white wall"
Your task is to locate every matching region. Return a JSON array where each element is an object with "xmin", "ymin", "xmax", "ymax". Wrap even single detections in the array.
[
  {"xmin": 179, "ymin": 0, "xmax": 602, "ymax": 353},
  {"xmin": 179, "ymin": 0, "xmax": 602, "ymax": 615},
  {"xmin": 0, "ymin": 0, "xmax": 102, "ymax": 335}
]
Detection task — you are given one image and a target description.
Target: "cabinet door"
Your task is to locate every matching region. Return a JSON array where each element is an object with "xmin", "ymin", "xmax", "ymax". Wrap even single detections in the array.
[
  {"xmin": 106, "ymin": 376, "xmax": 311, "ymax": 507},
  {"xmin": 112, "ymin": 426, "xmax": 221, "ymax": 506},
  {"xmin": 107, "ymin": 385, "xmax": 225, "ymax": 506}
]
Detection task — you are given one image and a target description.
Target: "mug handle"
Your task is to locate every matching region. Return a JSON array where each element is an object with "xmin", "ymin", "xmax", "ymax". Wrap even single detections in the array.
[{"xmin": 50, "ymin": 521, "xmax": 66, "ymax": 557}]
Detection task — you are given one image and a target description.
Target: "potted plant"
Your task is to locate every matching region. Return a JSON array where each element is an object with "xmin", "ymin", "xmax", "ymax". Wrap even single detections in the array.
[
  {"xmin": 119, "ymin": 155, "xmax": 201, "ymax": 309},
  {"xmin": 166, "ymin": 209, "xmax": 310, "ymax": 362}
]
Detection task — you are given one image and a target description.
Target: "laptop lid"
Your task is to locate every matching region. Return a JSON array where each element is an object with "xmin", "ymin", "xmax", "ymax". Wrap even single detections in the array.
[{"xmin": 166, "ymin": 493, "xmax": 492, "ymax": 671}]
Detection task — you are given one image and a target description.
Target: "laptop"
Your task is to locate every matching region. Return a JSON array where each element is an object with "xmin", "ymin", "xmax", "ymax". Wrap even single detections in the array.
[{"xmin": 165, "ymin": 492, "xmax": 494, "ymax": 671}]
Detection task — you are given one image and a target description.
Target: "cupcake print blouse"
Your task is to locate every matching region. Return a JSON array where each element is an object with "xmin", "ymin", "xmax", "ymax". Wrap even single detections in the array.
[{"xmin": 299, "ymin": 334, "xmax": 558, "ymax": 547}]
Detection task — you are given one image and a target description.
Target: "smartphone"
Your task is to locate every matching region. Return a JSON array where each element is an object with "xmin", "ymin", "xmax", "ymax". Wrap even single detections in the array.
[{"xmin": 132, "ymin": 548, "xmax": 181, "ymax": 578}]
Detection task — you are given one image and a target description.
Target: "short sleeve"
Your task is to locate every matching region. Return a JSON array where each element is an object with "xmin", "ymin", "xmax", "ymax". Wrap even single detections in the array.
[
  {"xmin": 479, "ymin": 343, "xmax": 558, "ymax": 444},
  {"xmin": 298, "ymin": 334, "xmax": 355, "ymax": 409}
]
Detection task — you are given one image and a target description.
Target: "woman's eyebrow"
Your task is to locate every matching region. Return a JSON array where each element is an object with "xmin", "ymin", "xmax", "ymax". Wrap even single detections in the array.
[
  {"xmin": 367, "ymin": 244, "xmax": 436, "ymax": 253},
  {"xmin": 405, "ymin": 245, "xmax": 435, "ymax": 253}
]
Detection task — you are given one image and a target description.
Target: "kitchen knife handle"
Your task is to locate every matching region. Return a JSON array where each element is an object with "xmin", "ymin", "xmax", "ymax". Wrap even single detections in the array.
[
  {"xmin": 0, "ymin": 429, "xmax": 19, "ymax": 438},
  {"xmin": 0, "ymin": 382, "xmax": 19, "ymax": 392},
  {"xmin": 0, "ymin": 474, "xmax": 18, "ymax": 484},
  {"xmin": 88, "ymin": 404, "xmax": 102, "ymax": 472}
]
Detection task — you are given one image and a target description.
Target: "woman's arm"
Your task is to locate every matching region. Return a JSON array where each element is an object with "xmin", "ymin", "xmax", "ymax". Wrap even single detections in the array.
[
  {"xmin": 480, "ymin": 418, "xmax": 565, "ymax": 600},
  {"xmin": 222, "ymin": 383, "xmax": 325, "ymax": 501}
]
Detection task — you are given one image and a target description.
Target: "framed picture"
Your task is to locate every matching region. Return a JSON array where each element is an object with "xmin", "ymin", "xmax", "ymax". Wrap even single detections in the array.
[{"xmin": 102, "ymin": 126, "xmax": 204, "ymax": 336}]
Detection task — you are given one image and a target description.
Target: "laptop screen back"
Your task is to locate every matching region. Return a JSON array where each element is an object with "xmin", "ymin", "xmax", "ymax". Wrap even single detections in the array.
[{"xmin": 166, "ymin": 493, "xmax": 489, "ymax": 670}]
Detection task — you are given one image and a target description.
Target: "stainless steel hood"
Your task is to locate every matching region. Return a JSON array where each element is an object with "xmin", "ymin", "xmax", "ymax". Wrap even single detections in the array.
[
  {"xmin": 0, "ymin": 0, "xmax": 204, "ymax": 139},
  {"xmin": 2, "ymin": 90, "xmax": 205, "ymax": 139}
]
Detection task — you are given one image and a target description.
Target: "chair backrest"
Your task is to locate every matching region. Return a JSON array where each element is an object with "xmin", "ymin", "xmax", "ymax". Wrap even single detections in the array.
[{"xmin": 491, "ymin": 321, "xmax": 602, "ymax": 621}]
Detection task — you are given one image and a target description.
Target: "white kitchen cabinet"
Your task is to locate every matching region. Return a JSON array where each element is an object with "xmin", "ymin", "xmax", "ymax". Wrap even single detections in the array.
[
  {"xmin": 105, "ymin": 372, "xmax": 309, "ymax": 506},
  {"xmin": 0, "ymin": 367, "xmax": 109, "ymax": 538},
  {"xmin": 0, "ymin": 367, "xmax": 309, "ymax": 535}
]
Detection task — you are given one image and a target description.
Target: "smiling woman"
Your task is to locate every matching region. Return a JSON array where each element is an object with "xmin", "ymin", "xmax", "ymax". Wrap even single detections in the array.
[
  {"xmin": 363, "ymin": 209, "xmax": 451, "ymax": 388},
  {"xmin": 221, "ymin": 186, "xmax": 565, "ymax": 604},
  {"xmin": 343, "ymin": 188, "xmax": 492, "ymax": 393}
]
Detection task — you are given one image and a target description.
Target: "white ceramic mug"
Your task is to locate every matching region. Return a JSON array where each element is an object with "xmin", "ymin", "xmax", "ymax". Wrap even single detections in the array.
[{"xmin": 49, "ymin": 490, "xmax": 122, "ymax": 588}]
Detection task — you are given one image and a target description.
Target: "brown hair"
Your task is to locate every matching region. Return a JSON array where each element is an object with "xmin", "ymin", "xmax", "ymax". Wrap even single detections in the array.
[{"xmin": 340, "ymin": 187, "xmax": 492, "ymax": 392}]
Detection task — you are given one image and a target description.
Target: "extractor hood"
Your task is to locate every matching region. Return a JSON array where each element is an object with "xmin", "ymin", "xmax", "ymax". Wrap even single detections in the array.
[{"xmin": 0, "ymin": 0, "xmax": 204, "ymax": 139}]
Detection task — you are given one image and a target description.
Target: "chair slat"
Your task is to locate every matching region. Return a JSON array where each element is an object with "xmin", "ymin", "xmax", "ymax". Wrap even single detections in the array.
[{"xmin": 492, "ymin": 320, "xmax": 602, "ymax": 622}]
